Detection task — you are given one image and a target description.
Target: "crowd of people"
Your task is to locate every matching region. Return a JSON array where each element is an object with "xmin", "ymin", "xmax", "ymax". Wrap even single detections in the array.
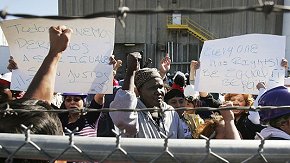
[{"xmin": 1, "ymin": 25, "xmax": 290, "ymax": 162}]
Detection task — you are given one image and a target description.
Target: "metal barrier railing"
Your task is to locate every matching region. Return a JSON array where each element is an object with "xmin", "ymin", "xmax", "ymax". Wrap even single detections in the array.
[
  {"xmin": 1, "ymin": 1, "xmax": 289, "ymax": 161},
  {"xmin": 1, "ymin": 103, "xmax": 290, "ymax": 162},
  {"xmin": 0, "ymin": 126, "xmax": 290, "ymax": 163}
]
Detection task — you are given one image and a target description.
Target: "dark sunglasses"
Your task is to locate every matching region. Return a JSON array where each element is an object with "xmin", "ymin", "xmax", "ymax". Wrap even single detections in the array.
[{"xmin": 65, "ymin": 97, "xmax": 82, "ymax": 102}]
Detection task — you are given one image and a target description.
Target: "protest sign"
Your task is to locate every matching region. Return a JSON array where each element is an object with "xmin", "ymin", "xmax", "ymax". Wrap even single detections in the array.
[
  {"xmin": 195, "ymin": 34, "xmax": 286, "ymax": 94},
  {"xmin": 0, "ymin": 18, "xmax": 115, "ymax": 94}
]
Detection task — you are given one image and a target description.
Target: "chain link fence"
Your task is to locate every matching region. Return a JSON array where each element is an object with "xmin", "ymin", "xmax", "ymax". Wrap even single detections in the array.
[
  {"xmin": 1, "ymin": 104, "xmax": 290, "ymax": 162},
  {"xmin": 1, "ymin": 1, "xmax": 290, "ymax": 162},
  {"xmin": 0, "ymin": 125, "xmax": 290, "ymax": 163}
]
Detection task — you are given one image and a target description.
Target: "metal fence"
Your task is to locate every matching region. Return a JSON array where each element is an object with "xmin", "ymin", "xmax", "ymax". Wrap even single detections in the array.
[
  {"xmin": 1, "ymin": 100, "xmax": 290, "ymax": 162},
  {"xmin": 1, "ymin": 1, "xmax": 290, "ymax": 162},
  {"xmin": 0, "ymin": 1, "xmax": 289, "ymax": 27},
  {"xmin": 0, "ymin": 125, "xmax": 290, "ymax": 163}
]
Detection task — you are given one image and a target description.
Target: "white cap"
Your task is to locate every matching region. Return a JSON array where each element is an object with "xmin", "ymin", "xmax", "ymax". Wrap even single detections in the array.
[
  {"xmin": 0, "ymin": 72, "xmax": 12, "ymax": 82},
  {"xmin": 184, "ymin": 84, "xmax": 199, "ymax": 98}
]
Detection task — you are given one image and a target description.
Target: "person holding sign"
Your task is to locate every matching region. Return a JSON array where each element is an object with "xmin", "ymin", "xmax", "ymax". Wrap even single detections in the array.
[
  {"xmin": 192, "ymin": 60, "xmax": 262, "ymax": 139},
  {"xmin": 189, "ymin": 60, "xmax": 222, "ymax": 119},
  {"xmin": 58, "ymin": 93, "xmax": 99, "ymax": 137},
  {"xmin": 223, "ymin": 58, "xmax": 288, "ymax": 139},
  {"xmin": 109, "ymin": 52, "xmax": 184, "ymax": 138},
  {"xmin": 58, "ymin": 57, "xmax": 117, "ymax": 137},
  {"xmin": 192, "ymin": 58, "xmax": 288, "ymax": 139},
  {"xmin": 0, "ymin": 25, "xmax": 72, "ymax": 163}
]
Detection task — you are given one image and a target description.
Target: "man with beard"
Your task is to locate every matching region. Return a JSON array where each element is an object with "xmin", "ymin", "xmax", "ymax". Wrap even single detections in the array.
[{"xmin": 109, "ymin": 52, "xmax": 184, "ymax": 138}]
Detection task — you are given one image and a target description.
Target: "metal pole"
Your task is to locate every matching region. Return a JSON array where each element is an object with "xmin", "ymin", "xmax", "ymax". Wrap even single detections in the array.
[{"xmin": 0, "ymin": 133, "xmax": 290, "ymax": 162}]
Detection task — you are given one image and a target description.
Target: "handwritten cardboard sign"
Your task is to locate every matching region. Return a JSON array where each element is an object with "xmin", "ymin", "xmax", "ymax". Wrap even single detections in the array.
[
  {"xmin": 195, "ymin": 34, "xmax": 286, "ymax": 94},
  {"xmin": 0, "ymin": 18, "xmax": 115, "ymax": 94}
]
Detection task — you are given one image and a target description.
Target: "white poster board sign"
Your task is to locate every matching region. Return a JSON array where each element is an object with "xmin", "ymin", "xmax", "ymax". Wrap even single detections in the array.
[
  {"xmin": 0, "ymin": 18, "xmax": 115, "ymax": 94},
  {"xmin": 195, "ymin": 34, "xmax": 286, "ymax": 94}
]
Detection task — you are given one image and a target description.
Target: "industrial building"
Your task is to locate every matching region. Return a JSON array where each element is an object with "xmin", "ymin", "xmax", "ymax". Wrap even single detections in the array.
[{"xmin": 58, "ymin": 0, "xmax": 284, "ymax": 79}]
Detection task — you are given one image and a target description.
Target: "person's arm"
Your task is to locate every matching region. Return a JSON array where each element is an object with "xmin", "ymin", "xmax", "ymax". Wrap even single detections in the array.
[
  {"xmin": 281, "ymin": 58, "xmax": 288, "ymax": 69},
  {"xmin": 190, "ymin": 61, "xmax": 217, "ymax": 104},
  {"xmin": 87, "ymin": 94, "xmax": 103, "ymax": 123},
  {"xmin": 23, "ymin": 26, "xmax": 72, "ymax": 104},
  {"xmin": 159, "ymin": 54, "xmax": 171, "ymax": 80},
  {"xmin": 109, "ymin": 52, "xmax": 141, "ymax": 137},
  {"xmin": 220, "ymin": 102, "xmax": 241, "ymax": 140},
  {"xmin": 189, "ymin": 60, "xmax": 199, "ymax": 85},
  {"xmin": 110, "ymin": 54, "xmax": 121, "ymax": 76},
  {"xmin": 114, "ymin": 60, "xmax": 122, "ymax": 71},
  {"xmin": 191, "ymin": 61, "xmax": 212, "ymax": 98},
  {"xmin": 122, "ymin": 52, "xmax": 141, "ymax": 92},
  {"xmin": 221, "ymin": 111, "xmax": 241, "ymax": 139},
  {"xmin": 281, "ymin": 58, "xmax": 289, "ymax": 77},
  {"xmin": 254, "ymin": 82, "xmax": 267, "ymax": 107},
  {"xmin": 93, "ymin": 93, "xmax": 105, "ymax": 105},
  {"xmin": 249, "ymin": 82, "xmax": 266, "ymax": 124},
  {"xmin": 199, "ymin": 93, "xmax": 221, "ymax": 108}
]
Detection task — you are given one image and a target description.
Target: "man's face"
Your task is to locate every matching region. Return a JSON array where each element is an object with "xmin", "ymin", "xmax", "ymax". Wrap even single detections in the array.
[
  {"xmin": 139, "ymin": 77, "xmax": 165, "ymax": 108},
  {"xmin": 167, "ymin": 97, "xmax": 185, "ymax": 108},
  {"xmin": 167, "ymin": 96, "xmax": 186, "ymax": 117}
]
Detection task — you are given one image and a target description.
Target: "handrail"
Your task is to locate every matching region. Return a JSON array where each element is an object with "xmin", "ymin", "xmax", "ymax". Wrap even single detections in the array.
[
  {"xmin": 185, "ymin": 17, "xmax": 217, "ymax": 40},
  {"xmin": 167, "ymin": 16, "xmax": 217, "ymax": 41}
]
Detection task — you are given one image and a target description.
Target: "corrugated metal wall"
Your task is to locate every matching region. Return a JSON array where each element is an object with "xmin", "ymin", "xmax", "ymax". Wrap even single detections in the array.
[{"xmin": 59, "ymin": 0, "xmax": 283, "ymax": 77}]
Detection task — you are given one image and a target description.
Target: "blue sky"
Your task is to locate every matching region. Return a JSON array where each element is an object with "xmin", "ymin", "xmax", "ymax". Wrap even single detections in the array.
[
  {"xmin": 0, "ymin": 0, "xmax": 58, "ymax": 42},
  {"xmin": 0, "ymin": 0, "xmax": 58, "ymax": 19},
  {"xmin": 0, "ymin": 0, "xmax": 58, "ymax": 72}
]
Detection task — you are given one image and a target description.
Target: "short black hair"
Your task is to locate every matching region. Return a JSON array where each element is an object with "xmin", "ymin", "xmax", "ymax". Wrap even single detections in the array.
[
  {"xmin": 0, "ymin": 99, "xmax": 63, "ymax": 135},
  {"xmin": 164, "ymin": 89, "xmax": 185, "ymax": 103},
  {"xmin": 0, "ymin": 99, "xmax": 63, "ymax": 163}
]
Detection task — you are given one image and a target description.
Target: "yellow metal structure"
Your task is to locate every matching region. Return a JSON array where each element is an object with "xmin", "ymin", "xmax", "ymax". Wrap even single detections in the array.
[{"xmin": 167, "ymin": 16, "xmax": 217, "ymax": 42}]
